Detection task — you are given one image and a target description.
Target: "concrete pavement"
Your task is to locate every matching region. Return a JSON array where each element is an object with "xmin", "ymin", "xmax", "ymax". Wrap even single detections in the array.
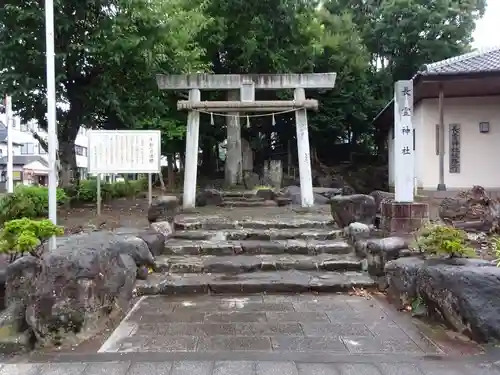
[{"xmin": 2, "ymin": 357, "xmax": 500, "ymax": 375}]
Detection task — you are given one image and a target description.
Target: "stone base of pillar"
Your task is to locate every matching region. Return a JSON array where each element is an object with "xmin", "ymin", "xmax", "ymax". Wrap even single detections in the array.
[{"xmin": 381, "ymin": 201, "xmax": 429, "ymax": 234}]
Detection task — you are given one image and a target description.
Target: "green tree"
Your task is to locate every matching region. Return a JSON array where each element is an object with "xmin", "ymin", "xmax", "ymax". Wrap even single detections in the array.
[
  {"xmin": 0, "ymin": 0, "xmax": 209, "ymax": 185},
  {"xmin": 325, "ymin": 0, "xmax": 486, "ymax": 97},
  {"xmin": 309, "ymin": 10, "xmax": 378, "ymax": 162}
]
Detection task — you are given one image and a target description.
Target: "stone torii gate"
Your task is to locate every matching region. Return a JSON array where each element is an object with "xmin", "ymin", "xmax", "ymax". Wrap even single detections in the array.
[{"xmin": 155, "ymin": 73, "xmax": 337, "ymax": 209}]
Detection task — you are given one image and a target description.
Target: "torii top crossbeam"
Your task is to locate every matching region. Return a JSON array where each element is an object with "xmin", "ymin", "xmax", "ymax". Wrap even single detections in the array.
[{"xmin": 156, "ymin": 73, "xmax": 337, "ymax": 90}]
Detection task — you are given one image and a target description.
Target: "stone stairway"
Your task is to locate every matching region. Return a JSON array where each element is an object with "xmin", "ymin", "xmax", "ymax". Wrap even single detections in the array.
[
  {"xmin": 218, "ymin": 190, "xmax": 291, "ymax": 207},
  {"xmin": 136, "ymin": 212, "xmax": 375, "ymax": 295}
]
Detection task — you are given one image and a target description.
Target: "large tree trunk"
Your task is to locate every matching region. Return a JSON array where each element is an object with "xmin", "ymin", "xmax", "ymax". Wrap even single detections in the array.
[{"xmin": 58, "ymin": 140, "xmax": 78, "ymax": 187}]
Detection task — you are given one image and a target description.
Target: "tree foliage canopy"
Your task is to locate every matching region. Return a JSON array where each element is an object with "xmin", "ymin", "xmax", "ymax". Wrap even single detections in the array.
[{"xmin": 0, "ymin": 0, "xmax": 489, "ymax": 178}]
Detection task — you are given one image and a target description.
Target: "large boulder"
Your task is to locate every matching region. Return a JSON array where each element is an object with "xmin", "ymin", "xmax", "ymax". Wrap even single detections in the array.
[
  {"xmin": 25, "ymin": 232, "xmax": 153, "ymax": 347},
  {"xmin": 0, "ymin": 256, "xmax": 41, "ymax": 353},
  {"xmin": 385, "ymin": 257, "xmax": 500, "ymax": 342},
  {"xmin": 438, "ymin": 186, "xmax": 498, "ymax": 233},
  {"xmin": 147, "ymin": 195, "xmax": 179, "ymax": 223},
  {"xmin": 196, "ymin": 188, "xmax": 223, "ymax": 207},
  {"xmin": 330, "ymin": 194, "xmax": 377, "ymax": 228}
]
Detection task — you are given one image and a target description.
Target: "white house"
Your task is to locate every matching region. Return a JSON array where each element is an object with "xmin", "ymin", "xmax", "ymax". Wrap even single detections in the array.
[
  {"xmin": 0, "ymin": 114, "xmax": 90, "ymax": 179},
  {"xmin": 373, "ymin": 47, "xmax": 500, "ymax": 196}
]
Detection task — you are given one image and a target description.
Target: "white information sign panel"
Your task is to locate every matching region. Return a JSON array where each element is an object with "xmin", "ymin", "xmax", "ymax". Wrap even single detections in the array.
[{"xmin": 88, "ymin": 130, "xmax": 161, "ymax": 174}]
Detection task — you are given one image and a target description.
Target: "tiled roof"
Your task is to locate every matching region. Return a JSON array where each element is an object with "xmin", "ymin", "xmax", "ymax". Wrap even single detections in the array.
[
  {"xmin": 421, "ymin": 46, "xmax": 500, "ymax": 75},
  {"xmin": 372, "ymin": 46, "xmax": 500, "ymax": 124},
  {"xmin": 0, "ymin": 155, "xmax": 48, "ymax": 167}
]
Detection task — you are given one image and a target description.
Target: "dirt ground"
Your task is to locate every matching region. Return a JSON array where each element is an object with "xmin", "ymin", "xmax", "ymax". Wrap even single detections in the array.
[
  {"xmin": 58, "ymin": 196, "xmax": 152, "ymax": 234},
  {"xmin": 57, "ymin": 192, "xmax": 441, "ymax": 235}
]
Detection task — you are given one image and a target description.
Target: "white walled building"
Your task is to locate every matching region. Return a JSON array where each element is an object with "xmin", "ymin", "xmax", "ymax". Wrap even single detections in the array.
[
  {"xmin": 373, "ymin": 47, "xmax": 500, "ymax": 197},
  {"xmin": 0, "ymin": 114, "xmax": 89, "ymax": 179}
]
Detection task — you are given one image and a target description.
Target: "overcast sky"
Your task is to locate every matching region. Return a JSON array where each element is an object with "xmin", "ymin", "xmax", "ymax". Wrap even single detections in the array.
[{"xmin": 473, "ymin": 0, "xmax": 500, "ymax": 48}]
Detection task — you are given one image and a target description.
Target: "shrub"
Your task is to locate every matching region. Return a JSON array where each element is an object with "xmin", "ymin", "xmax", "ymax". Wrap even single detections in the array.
[
  {"xmin": 74, "ymin": 178, "xmax": 147, "ymax": 203},
  {"xmin": 412, "ymin": 223, "xmax": 476, "ymax": 258},
  {"xmin": 0, "ymin": 186, "xmax": 68, "ymax": 222},
  {"xmin": 0, "ymin": 218, "xmax": 64, "ymax": 262},
  {"xmin": 492, "ymin": 237, "xmax": 500, "ymax": 267}
]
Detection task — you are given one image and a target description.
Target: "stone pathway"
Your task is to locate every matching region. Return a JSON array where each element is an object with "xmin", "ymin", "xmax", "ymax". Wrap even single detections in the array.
[
  {"xmin": 97, "ymin": 294, "xmax": 444, "ymax": 355},
  {"xmin": 6, "ymin": 293, "xmax": 498, "ymax": 374}
]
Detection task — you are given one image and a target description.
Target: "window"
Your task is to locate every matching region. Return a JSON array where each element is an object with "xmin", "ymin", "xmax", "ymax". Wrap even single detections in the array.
[
  {"xmin": 0, "ymin": 149, "xmax": 3, "ymax": 156},
  {"xmin": 37, "ymin": 143, "xmax": 47, "ymax": 155},
  {"xmin": 21, "ymin": 143, "xmax": 35, "ymax": 155},
  {"xmin": 75, "ymin": 145, "xmax": 87, "ymax": 156}
]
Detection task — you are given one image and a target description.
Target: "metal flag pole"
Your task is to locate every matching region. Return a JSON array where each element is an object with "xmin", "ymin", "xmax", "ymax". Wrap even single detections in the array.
[
  {"xmin": 5, "ymin": 95, "xmax": 13, "ymax": 193},
  {"xmin": 45, "ymin": 0, "xmax": 58, "ymax": 250}
]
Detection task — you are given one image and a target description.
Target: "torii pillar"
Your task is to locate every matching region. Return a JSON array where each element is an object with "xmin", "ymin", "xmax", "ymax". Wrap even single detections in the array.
[{"xmin": 156, "ymin": 73, "xmax": 337, "ymax": 209}]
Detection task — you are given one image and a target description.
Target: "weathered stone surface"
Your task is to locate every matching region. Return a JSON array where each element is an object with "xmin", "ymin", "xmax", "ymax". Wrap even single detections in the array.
[
  {"xmin": 438, "ymin": 186, "xmax": 497, "ymax": 233},
  {"xmin": 346, "ymin": 222, "xmax": 371, "ymax": 241},
  {"xmin": 148, "ymin": 195, "xmax": 179, "ymax": 223},
  {"xmin": 0, "ymin": 329, "xmax": 32, "ymax": 354},
  {"xmin": 220, "ymin": 200, "xmax": 277, "ymax": 207},
  {"xmin": 137, "ymin": 230, "xmax": 166, "ymax": 257},
  {"xmin": 0, "ymin": 256, "xmax": 42, "ymax": 352},
  {"xmin": 439, "ymin": 197, "xmax": 470, "ymax": 222},
  {"xmin": 330, "ymin": 194, "xmax": 377, "ymax": 227},
  {"xmin": 281, "ymin": 186, "xmax": 333, "ymax": 205},
  {"xmin": 173, "ymin": 228, "xmax": 344, "ymax": 241},
  {"xmin": 155, "ymin": 254, "xmax": 362, "ymax": 274},
  {"xmin": 161, "ymin": 239, "xmax": 353, "ymax": 256},
  {"xmin": 276, "ymin": 197, "xmax": 292, "ymax": 206},
  {"xmin": 174, "ymin": 215, "xmax": 335, "ymax": 230},
  {"xmin": 196, "ymin": 189, "xmax": 224, "ymax": 207},
  {"xmin": 370, "ymin": 190, "xmax": 394, "ymax": 214},
  {"xmin": 385, "ymin": 257, "xmax": 500, "ymax": 342},
  {"xmin": 151, "ymin": 221, "xmax": 174, "ymax": 242},
  {"xmin": 255, "ymin": 188, "xmax": 275, "ymax": 201},
  {"xmin": 356, "ymin": 237, "xmax": 411, "ymax": 276},
  {"xmin": 24, "ymin": 232, "xmax": 152, "ymax": 346},
  {"xmin": 136, "ymin": 270, "xmax": 375, "ymax": 295},
  {"xmin": 243, "ymin": 171, "xmax": 260, "ymax": 190}
]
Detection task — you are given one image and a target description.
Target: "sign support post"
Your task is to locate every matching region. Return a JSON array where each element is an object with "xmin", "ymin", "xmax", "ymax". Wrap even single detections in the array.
[
  {"xmin": 148, "ymin": 173, "xmax": 153, "ymax": 205},
  {"xmin": 96, "ymin": 174, "xmax": 102, "ymax": 216}
]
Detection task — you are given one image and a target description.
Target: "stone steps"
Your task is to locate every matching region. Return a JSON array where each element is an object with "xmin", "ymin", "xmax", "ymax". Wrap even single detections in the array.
[
  {"xmin": 219, "ymin": 200, "xmax": 277, "ymax": 207},
  {"xmin": 155, "ymin": 254, "xmax": 364, "ymax": 274},
  {"xmin": 222, "ymin": 196, "xmax": 265, "ymax": 202},
  {"xmin": 161, "ymin": 239, "xmax": 353, "ymax": 256},
  {"xmin": 221, "ymin": 191, "xmax": 256, "ymax": 198},
  {"xmin": 135, "ymin": 270, "xmax": 376, "ymax": 295},
  {"xmin": 141, "ymin": 212, "xmax": 375, "ymax": 296},
  {"xmin": 172, "ymin": 228, "xmax": 344, "ymax": 241},
  {"xmin": 174, "ymin": 216, "xmax": 335, "ymax": 230}
]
